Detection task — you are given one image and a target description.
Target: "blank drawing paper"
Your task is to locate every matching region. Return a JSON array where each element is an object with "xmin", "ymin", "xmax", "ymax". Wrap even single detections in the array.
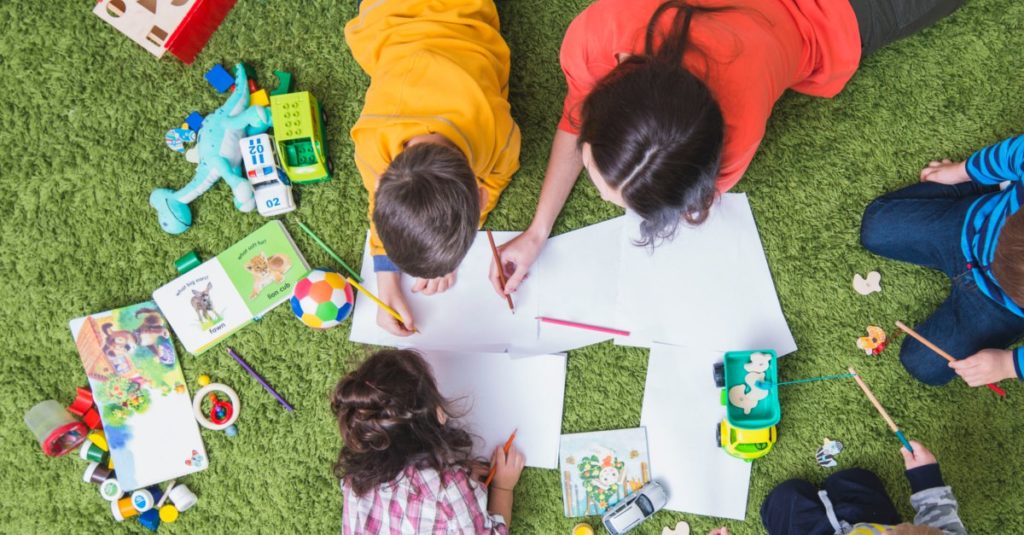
[
  {"xmin": 615, "ymin": 193, "xmax": 797, "ymax": 356},
  {"xmin": 420, "ymin": 351, "xmax": 567, "ymax": 469},
  {"xmin": 518, "ymin": 217, "xmax": 627, "ymax": 354},
  {"xmin": 349, "ymin": 232, "xmax": 540, "ymax": 351},
  {"xmin": 641, "ymin": 343, "xmax": 751, "ymax": 520}
]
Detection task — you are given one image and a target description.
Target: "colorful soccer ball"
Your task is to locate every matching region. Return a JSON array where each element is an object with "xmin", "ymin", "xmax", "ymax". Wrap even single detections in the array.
[{"xmin": 290, "ymin": 269, "xmax": 354, "ymax": 329}]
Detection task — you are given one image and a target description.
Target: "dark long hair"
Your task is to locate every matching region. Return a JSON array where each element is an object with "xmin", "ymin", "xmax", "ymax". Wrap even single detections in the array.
[
  {"xmin": 579, "ymin": 1, "xmax": 728, "ymax": 245},
  {"xmin": 331, "ymin": 350, "xmax": 475, "ymax": 496}
]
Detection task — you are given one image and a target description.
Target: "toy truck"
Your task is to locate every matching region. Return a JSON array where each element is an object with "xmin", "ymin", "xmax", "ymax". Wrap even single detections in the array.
[
  {"xmin": 269, "ymin": 91, "xmax": 331, "ymax": 184},
  {"xmin": 713, "ymin": 349, "xmax": 781, "ymax": 462},
  {"xmin": 239, "ymin": 134, "xmax": 295, "ymax": 217}
]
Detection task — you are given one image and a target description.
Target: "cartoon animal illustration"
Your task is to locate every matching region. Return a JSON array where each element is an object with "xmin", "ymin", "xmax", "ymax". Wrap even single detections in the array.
[
  {"xmin": 191, "ymin": 282, "xmax": 217, "ymax": 323},
  {"xmin": 816, "ymin": 438, "xmax": 845, "ymax": 468},
  {"xmin": 245, "ymin": 252, "xmax": 293, "ymax": 298},
  {"xmin": 101, "ymin": 323, "xmax": 137, "ymax": 375},
  {"xmin": 578, "ymin": 449, "xmax": 627, "ymax": 511},
  {"xmin": 149, "ymin": 64, "xmax": 273, "ymax": 234},
  {"xmin": 857, "ymin": 326, "xmax": 887, "ymax": 355},
  {"xmin": 134, "ymin": 308, "xmax": 174, "ymax": 364}
]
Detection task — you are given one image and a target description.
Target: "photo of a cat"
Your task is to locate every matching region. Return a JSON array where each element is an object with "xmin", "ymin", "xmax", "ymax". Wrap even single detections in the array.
[{"xmin": 244, "ymin": 252, "xmax": 293, "ymax": 298}]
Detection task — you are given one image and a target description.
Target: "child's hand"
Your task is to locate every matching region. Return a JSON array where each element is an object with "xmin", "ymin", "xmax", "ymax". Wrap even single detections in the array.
[
  {"xmin": 376, "ymin": 272, "xmax": 416, "ymax": 336},
  {"xmin": 900, "ymin": 441, "xmax": 938, "ymax": 470},
  {"xmin": 949, "ymin": 348, "xmax": 1016, "ymax": 386},
  {"xmin": 411, "ymin": 272, "xmax": 457, "ymax": 296},
  {"xmin": 488, "ymin": 230, "xmax": 545, "ymax": 296},
  {"xmin": 920, "ymin": 159, "xmax": 969, "ymax": 185},
  {"xmin": 490, "ymin": 443, "xmax": 525, "ymax": 490},
  {"xmin": 470, "ymin": 460, "xmax": 489, "ymax": 482}
]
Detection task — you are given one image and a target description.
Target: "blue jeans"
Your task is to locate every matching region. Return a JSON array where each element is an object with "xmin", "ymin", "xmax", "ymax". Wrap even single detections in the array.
[
  {"xmin": 761, "ymin": 468, "xmax": 900, "ymax": 535},
  {"xmin": 860, "ymin": 181, "xmax": 1024, "ymax": 385}
]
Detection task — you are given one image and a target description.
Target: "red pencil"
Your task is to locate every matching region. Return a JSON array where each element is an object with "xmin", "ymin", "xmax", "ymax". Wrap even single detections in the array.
[
  {"xmin": 485, "ymin": 230, "xmax": 515, "ymax": 314},
  {"xmin": 484, "ymin": 429, "xmax": 517, "ymax": 487},
  {"xmin": 536, "ymin": 316, "xmax": 630, "ymax": 337}
]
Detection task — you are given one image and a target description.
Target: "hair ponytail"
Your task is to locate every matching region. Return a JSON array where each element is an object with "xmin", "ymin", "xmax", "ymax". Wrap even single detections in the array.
[{"xmin": 580, "ymin": 2, "xmax": 732, "ymax": 245}]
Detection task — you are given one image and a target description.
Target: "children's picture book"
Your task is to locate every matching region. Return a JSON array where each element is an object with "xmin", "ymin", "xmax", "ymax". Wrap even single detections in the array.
[
  {"xmin": 559, "ymin": 427, "xmax": 652, "ymax": 517},
  {"xmin": 69, "ymin": 302, "xmax": 206, "ymax": 491},
  {"xmin": 153, "ymin": 221, "xmax": 309, "ymax": 354}
]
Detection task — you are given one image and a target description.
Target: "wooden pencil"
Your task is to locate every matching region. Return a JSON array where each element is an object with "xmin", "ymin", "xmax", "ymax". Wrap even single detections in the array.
[
  {"xmin": 485, "ymin": 230, "xmax": 515, "ymax": 314},
  {"xmin": 484, "ymin": 429, "xmax": 517, "ymax": 487},
  {"xmin": 346, "ymin": 277, "xmax": 416, "ymax": 332},
  {"xmin": 895, "ymin": 321, "xmax": 1006, "ymax": 397}
]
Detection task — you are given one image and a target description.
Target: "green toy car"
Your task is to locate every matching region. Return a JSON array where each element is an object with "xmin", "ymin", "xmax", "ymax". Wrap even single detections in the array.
[
  {"xmin": 269, "ymin": 91, "xmax": 331, "ymax": 184},
  {"xmin": 717, "ymin": 419, "xmax": 777, "ymax": 462}
]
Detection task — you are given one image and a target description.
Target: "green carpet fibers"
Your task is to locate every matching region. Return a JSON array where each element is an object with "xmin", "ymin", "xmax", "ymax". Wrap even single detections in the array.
[{"xmin": 2, "ymin": 1, "xmax": 1023, "ymax": 533}]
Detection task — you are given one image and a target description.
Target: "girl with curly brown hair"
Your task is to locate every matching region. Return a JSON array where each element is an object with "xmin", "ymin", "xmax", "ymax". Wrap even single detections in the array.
[{"xmin": 331, "ymin": 349, "xmax": 525, "ymax": 534}]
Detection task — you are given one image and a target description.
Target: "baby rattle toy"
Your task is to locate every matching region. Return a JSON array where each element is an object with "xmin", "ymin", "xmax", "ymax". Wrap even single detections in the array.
[
  {"xmin": 150, "ymin": 63, "xmax": 272, "ymax": 234},
  {"xmin": 192, "ymin": 382, "xmax": 240, "ymax": 433}
]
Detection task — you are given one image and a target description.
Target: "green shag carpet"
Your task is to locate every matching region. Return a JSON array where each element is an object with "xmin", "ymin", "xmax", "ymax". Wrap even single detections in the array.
[{"xmin": 2, "ymin": 1, "xmax": 1024, "ymax": 533}]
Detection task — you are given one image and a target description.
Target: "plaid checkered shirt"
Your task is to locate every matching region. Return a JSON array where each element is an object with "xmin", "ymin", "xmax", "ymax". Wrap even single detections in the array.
[{"xmin": 343, "ymin": 465, "xmax": 509, "ymax": 534}]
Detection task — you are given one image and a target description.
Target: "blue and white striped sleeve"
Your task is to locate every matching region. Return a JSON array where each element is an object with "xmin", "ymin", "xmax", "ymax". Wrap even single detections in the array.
[{"xmin": 966, "ymin": 134, "xmax": 1024, "ymax": 185}]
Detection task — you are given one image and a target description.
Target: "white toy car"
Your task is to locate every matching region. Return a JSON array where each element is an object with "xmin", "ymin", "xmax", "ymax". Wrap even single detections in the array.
[
  {"xmin": 240, "ymin": 133, "xmax": 296, "ymax": 217},
  {"xmin": 601, "ymin": 481, "xmax": 668, "ymax": 535}
]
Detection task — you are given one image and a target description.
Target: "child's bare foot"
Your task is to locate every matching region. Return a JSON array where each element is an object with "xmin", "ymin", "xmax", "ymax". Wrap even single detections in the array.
[{"xmin": 919, "ymin": 159, "xmax": 969, "ymax": 185}]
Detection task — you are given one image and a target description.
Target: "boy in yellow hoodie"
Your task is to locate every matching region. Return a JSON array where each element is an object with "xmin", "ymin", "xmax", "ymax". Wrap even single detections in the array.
[{"xmin": 345, "ymin": 0, "xmax": 521, "ymax": 336}]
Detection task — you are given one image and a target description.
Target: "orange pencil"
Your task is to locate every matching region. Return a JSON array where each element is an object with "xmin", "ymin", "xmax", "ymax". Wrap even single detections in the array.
[
  {"xmin": 486, "ymin": 230, "xmax": 515, "ymax": 314},
  {"xmin": 484, "ymin": 429, "xmax": 517, "ymax": 487}
]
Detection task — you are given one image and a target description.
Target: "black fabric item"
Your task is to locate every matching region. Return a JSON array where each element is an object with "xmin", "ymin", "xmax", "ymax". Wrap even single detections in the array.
[
  {"xmin": 761, "ymin": 469, "xmax": 902, "ymax": 535},
  {"xmin": 848, "ymin": 0, "xmax": 964, "ymax": 56},
  {"xmin": 906, "ymin": 464, "xmax": 946, "ymax": 494}
]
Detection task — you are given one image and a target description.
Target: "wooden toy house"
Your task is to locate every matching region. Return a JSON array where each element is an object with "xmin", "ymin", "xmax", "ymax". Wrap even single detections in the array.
[{"xmin": 92, "ymin": 0, "xmax": 236, "ymax": 64}]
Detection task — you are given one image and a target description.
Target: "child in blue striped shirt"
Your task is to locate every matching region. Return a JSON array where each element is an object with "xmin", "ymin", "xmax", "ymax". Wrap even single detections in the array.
[{"xmin": 861, "ymin": 134, "xmax": 1024, "ymax": 387}]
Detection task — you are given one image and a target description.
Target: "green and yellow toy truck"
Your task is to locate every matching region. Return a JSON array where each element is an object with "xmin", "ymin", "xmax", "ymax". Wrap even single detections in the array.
[
  {"xmin": 269, "ymin": 91, "xmax": 331, "ymax": 184},
  {"xmin": 713, "ymin": 349, "xmax": 781, "ymax": 462}
]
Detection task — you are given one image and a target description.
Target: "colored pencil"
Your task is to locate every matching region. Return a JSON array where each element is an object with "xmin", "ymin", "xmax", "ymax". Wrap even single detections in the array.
[
  {"xmin": 536, "ymin": 316, "xmax": 630, "ymax": 337},
  {"xmin": 295, "ymin": 221, "xmax": 363, "ymax": 283},
  {"xmin": 484, "ymin": 429, "xmax": 518, "ymax": 487},
  {"xmin": 346, "ymin": 276, "xmax": 416, "ymax": 332},
  {"xmin": 485, "ymin": 230, "xmax": 515, "ymax": 314},
  {"xmin": 895, "ymin": 321, "xmax": 1006, "ymax": 397},
  {"xmin": 226, "ymin": 347, "xmax": 294, "ymax": 411},
  {"xmin": 848, "ymin": 367, "xmax": 914, "ymax": 453}
]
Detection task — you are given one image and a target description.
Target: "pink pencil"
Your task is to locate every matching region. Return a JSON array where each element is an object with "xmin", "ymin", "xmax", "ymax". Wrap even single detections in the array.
[{"xmin": 536, "ymin": 316, "xmax": 630, "ymax": 337}]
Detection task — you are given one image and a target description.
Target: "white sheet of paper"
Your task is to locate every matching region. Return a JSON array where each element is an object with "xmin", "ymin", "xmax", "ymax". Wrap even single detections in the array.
[
  {"xmin": 349, "ymin": 232, "xmax": 539, "ymax": 351},
  {"xmin": 641, "ymin": 343, "xmax": 751, "ymax": 520},
  {"xmin": 615, "ymin": 193, "xmax": 797, "ymax": 356},
  {"xmin": 420, "ymin": 351, "xmax": 567, "ymax": 469},
  {"xmin": 512, "ymin": 217, "xmax": 626, "ymax": 354}
]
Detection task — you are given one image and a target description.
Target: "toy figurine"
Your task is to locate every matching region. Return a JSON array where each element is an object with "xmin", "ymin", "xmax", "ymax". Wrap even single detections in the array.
[{"xmin": 150, "ymin": 64, "xmax": 272, "ymax": 234}]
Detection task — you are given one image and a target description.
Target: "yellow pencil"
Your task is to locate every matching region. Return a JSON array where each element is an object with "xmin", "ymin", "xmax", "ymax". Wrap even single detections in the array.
[{"xmin": 346, "ymin": 277, "xmax": 416, "ymax": 332}]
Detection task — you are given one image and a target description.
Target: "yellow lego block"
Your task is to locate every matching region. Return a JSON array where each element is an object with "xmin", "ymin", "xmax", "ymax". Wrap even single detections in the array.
[
  {"xmin": 250, "ymin": 89, "xmax": 270, "ymax": 108},
  {"xmin": 88, "ymin": 430, "xmax": 109, "ymax": 452}
]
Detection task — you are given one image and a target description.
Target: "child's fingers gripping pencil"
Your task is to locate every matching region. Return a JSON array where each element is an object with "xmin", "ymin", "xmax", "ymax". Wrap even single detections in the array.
[
  {"xmin": 485, "ymin": 230, "xmax": 515, "ymax": 314},
  {"xmin": 848, "ymin": 367, "xmax": 914, "ymax": 453},
  {"xmin": 346, "ymin": 277, "xmax": 418, "ymax": 333},
  {"xmin": 895, "ymin": 321, "xmax": 1006, "ymax": 397},
  {"xmin": 484, "ymin": 429, "xmax": 517, "ymax": 487}
]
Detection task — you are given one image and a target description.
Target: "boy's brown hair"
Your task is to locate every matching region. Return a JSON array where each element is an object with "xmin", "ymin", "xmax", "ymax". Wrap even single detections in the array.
[
  {"xmin": 373, "ymin": 143, "xmax": 479, "ymax": 278},
  {"xmin": 993, "ymin": 211, "xmax": 1024, "ymax": 307},
  {"xmin": 331, "ymin": 349, "xmax": 475, "ymax": 496}
]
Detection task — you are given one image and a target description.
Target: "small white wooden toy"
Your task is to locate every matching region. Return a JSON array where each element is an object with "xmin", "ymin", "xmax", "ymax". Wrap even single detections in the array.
[{"xmin": 853, "ymin": 271, "xmax": 882, "ymax": 295}]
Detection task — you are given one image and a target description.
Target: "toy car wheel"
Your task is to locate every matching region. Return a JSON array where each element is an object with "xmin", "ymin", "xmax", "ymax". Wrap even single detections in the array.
[
  {"xmin": 713, "ymin": 362, "xmax": 725, "ymax": 388},
  {"xmin": 715, "ymin": 424, "xmax": 722, "ymax": 447},
  {"xmin": 326, "ymin": 157, "xmax": 334, "ymax": 175}
]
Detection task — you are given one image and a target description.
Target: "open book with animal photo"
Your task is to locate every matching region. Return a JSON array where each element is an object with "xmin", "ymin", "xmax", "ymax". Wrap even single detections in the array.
[{"xmin": 153, "ymin": 221, "xmax": 309, "ymax": 354}]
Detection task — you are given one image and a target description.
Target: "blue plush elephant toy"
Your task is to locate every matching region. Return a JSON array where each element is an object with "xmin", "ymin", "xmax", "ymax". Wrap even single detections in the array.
[{"xmin": 150, "ymin": 64, "xmax": 272, "ymax": 234}]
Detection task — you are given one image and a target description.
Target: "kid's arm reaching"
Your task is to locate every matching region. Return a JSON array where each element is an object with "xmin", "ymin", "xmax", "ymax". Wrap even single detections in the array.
[
  {"xmin": 486, "ymin": 443, "xmax": 525, "ymax": 529},
  {"xmin": 488, "ymin": 129, "xmax": 583, "ymax": 296},
  {"xmin": 375, "ymin": 272, "xmax": 416, "ymax": 336},
  {"xmin": 965, "ymin": 134, "xmax": 1024, "ymax": 184},
  {"xmin": 900, "ymin": 441, "xmax": 967, "ymax": 535}
]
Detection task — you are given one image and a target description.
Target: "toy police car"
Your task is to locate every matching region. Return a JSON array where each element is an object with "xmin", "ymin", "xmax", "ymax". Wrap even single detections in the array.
[{"xmin": 239, "ymin": 133, "xmax": 296, "ymax": 217}]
